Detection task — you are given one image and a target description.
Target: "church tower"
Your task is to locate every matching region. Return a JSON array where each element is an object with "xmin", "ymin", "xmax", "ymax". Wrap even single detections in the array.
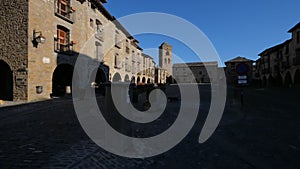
[{"xmin": 159, "ymin": 42, "xmax": 172, "ymax": 76}]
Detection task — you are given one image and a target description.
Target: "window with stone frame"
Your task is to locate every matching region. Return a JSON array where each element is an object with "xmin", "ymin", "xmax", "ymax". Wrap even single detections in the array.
[
  {"xmin": 125, "ymin": 58, "xmax": 130, "ymax": 72},
  {"xmin": 57, "ymin": 0, "xmax": 68, "ymax": 16},
  {"xmin": 95, "ymin": 41, "xmax": 102, "ymax": 61},
  {"xmin": 115, "ymin": 31, "xmax": 122, "ymax": 48},
  {"xmin": 114, "ymin": 53, "xmax": 121, "ymax": 68},
  {"xmin": 132, "ymin": 62, "xmax": 136, "ymax": 74},
  {"xmin": 56, "ymin": 26, "xmax": 70, "ymax": 52},
  {"xmin": 56, "ymin": 0, "xmax": 75, "ymax": 22},
  {"xmin": 95, "ymin": 19, "xmax": 104, "ymax": 41}
]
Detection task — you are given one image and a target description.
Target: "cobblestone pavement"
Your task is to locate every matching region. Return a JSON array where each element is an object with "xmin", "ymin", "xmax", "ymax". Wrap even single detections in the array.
[{"xmin": 0, "ymin": 86, "xmax": 299, "ymax": 169}]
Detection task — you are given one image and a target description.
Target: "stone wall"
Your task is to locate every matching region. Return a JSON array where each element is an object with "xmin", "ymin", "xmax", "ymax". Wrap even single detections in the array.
[{"xmin": 0, "ymin": 0, "xmax": 29, "ymax": 100}]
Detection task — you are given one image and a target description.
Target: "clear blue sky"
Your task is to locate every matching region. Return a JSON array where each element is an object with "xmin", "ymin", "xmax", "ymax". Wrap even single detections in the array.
[{"xmin": 104, "ymin": 0, "xmax": 300, "ymax": 66}]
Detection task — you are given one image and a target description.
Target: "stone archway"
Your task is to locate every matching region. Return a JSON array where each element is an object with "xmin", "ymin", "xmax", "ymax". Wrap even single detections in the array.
[
  {"xmin": 124, "ymin": 74, "xmax": 130, "ymax": 82},
  {"xmin": 142, "ymin": 77, "xmax": 146, "ymax": 84},
  {"xmin": 0, "ymin": 60, "xmax": 13, "ymax": 101},
  {"xmin": 147, "ymin": 78, "xmax": 151, "ymax": 84},
  {"xmin": 131, "ymin": 76, "xmax": 136, "ymax": 84},
  {"xmin": 274, "ymin": 73, "xmax": 283, "ymax": 87},
  {"xmin": 90, "ymin": 68, "xmax": 107, "ymax": 85},
  {"xmin": 90, "ymin": 68, "xmax": 107, "ymax": 94},
  {"xmin": 284, "ymin": 71, "xmax": 292, "ymax": 87},
  {"xmin": 137, "ymin": 77, "xmax": 141, "ymax": 84},
  {"xmin": 112, "ymin": 72, "xmax": 122, "ymax": 82},
  {"xmin": 52, "ymin": 64, "xmax": 74, "ymax": 96},
  {"xmin": 294, "ymin": 69, "xmax": 300, "ymax": 86}
]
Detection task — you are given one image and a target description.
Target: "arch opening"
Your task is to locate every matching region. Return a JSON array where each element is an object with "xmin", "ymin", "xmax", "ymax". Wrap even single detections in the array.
[{"xmin": 0, "ymin": 60, "xmax": 13, "ymax": 101}]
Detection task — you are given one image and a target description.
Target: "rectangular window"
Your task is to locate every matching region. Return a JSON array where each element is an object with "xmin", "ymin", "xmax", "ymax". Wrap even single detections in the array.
[
  {"xmin": 132, "ymin": 51, "xmax": 136, "ymax": 62},
  {"xmin": 56, "ymin": 26, "xmax": 70, "ymax": 52},
  {"xmin": 297, "ymin": 31, "xmax": 300, "ymax": 44},
  {"xmin": 114, "ymin": 53, "xmax": 121, "ymax": 68},
  {"xmin": 125, "ymin": 58, "xmax": 130, "ymax": 72},
  {"xmin": 95, "ymin": 20, "xmax": 104, "ymax": 41},
  {"xmin": 115, "ymin": 31, "xmax": 122, "ymax": 48},
  {"xmin": 95, "ymin": 41, "xmax": 102, "ymax": 61},
  {"xmin": 57, "ymin": 0, "xmax": 68, "ymax": 16},
  {"xmin": 55, "ymin": 0, "xmax": 75, "ymax": 23},
  {"xmin": 56, "ymin": 0, "xmax": 75, "ymax": 22},
  {"xmin": 132, "ymin": 62, "xmax": 136, "ymax": 74}
]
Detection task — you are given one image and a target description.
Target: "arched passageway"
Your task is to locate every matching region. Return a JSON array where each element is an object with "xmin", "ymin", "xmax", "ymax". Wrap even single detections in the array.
[
  {"xmin": 142, "ymin": 77, "xmax": 146, "ymax": 84},
  {"xmin": 112, "ymin": 72, "xmax": 122, "ymax": 82},
  {"xmin": 124, "ymin": 75, "xmax": 130, "ymax": 82},
  {"xmin": 274, "ymin": 73, "xmax": 283, "ymax": 87},
  {"xmin": 131, "ymin": 76, "xmax": 136, "ymax": 84},
  {"xmin": 295, "ymin": 69, "xmax": 300, "ymax": 86},
  {"xmin": 137, "ymin": 77, "xmax": 141, "ymax": 84},
  {"xmin": 0, "ymin": 60, "xmax": 13, "ymax": 101},
  {"xmin": 52, "ymin": 64, "xmax": 74, "ymax": 96},
  {"xmin": 90, "ymin": 68, "xmax": 107, "ymax": 94}
]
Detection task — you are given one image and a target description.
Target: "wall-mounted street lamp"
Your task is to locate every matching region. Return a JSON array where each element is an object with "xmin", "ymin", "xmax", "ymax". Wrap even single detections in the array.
[{"xmin": 32, "ymin": 29, "xmax": 46, "ymax": 48}]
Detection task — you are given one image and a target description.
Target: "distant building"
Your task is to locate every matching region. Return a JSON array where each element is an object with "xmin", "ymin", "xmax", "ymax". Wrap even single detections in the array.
[
  {"xmin": 159, "ymin": 42, "xmax": 173, "ymax": 76},
  {"xmin": 173, "ymin": 62, "xmax": 219, "ymax": 83},
  {"xmin": 225, "ymin": 56, "xmax": 254, "ymax": 86},
  {"xmin": 153, "ymin": 42, "xmax": 173, "ymax": 84},
  {"xmin": 256, "ymin": 22, "xmax": 300, "ymax": 87}
]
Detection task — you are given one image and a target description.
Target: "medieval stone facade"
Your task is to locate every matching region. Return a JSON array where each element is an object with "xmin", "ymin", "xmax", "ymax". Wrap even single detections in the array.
[
  {"xmin": 255, "ymin": 22, "xmax": 300, "ymax": 87},
  {"xmin": 0, "ymin": 0, "xmax": 160, "ymax": 101},
  {"xmin": 0, "ymin": 0, "xmax": 29, "ymax": 101}
]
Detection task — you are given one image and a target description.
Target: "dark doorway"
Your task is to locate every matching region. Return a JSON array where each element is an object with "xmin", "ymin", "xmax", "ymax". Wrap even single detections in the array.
[
  {"xmin": 90, "ymin": 68, "xmax": 107, "ymax": 95},
  {"xmin": 52, "ymin": 64, "xmax": 74, "ymax": 96},
  {"xmin": 0, "ymin": 60, "xmax": 13, "ymax": 101},
  {"xmin": 294, "ymin": 69, "xmax": 300, "ymax": 86}
]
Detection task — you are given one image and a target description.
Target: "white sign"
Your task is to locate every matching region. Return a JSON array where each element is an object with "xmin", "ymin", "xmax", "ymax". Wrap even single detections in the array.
[
  {"xmin": 238, "ymin": 75, "xmax": 247, "ymax": 80},
  {"xmin": 42, "ymin": 57, "xmax": 50, "ymax": 64},
  {"xmin": 238, "ymin": 80, "xmax": 247, "ymax": 84}
]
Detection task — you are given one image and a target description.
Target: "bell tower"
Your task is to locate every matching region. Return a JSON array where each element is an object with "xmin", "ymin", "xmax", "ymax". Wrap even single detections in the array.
[{"xmin": 159, "ymin": 42, "xmax": 172, "ymax": 76}]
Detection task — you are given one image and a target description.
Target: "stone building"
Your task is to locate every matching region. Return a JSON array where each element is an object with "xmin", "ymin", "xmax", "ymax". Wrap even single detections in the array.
[
  {"xmin": 0, "ymin": 0, "xmax": 156, "ymax": 101},
  {"xmin": 159, "ymin": 42, "xmax": 173, "ymax": 76},
  {"xmin": 225, "ymin": 57, "xmax": 254, "ymax": 86},
  {"xmin": 255, "ymin": 22, "xmax": 300, "ymax": 87},
  {"xmin": 153, "ymin": 42, "xmax": 173, "ymax": 84},
  {"xmin": 155, "ymin": 67, "xmax": 168, "ymax": 84},
  {"xmin": 172, "ymin": 62, "xmax": 219, "ymax": 83}
]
